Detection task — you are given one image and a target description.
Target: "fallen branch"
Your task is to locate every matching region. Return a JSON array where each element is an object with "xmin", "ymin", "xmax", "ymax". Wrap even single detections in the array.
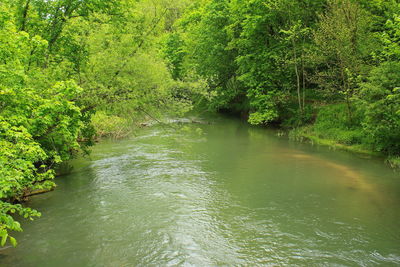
[{"xmin": 23, "ymin": 188, "xmax": 55, "ymax": 198}]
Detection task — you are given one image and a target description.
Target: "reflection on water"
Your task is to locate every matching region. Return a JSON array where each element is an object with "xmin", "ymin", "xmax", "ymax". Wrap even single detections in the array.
[
  {"xmin": 2, "ymin": 115, "xmax": 400, "ymax": 266},
  {"xmin": 288, "ymin": 152, "xmax": 388, "ymax": 206}
]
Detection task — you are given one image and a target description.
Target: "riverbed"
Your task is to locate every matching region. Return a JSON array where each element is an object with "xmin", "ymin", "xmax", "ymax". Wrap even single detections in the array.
[{"xmin": 2, "ymin": 115, "xmax": 400, "ymax": 266}]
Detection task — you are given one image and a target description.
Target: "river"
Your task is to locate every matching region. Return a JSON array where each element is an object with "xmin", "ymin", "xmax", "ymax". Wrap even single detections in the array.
[{"xmin": 1, "ymin": 115, "xmax": 400, "ymax": 266}]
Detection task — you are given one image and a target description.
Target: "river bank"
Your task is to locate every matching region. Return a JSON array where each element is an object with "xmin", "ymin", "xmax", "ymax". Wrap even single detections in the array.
[{"xmin": 287, "ymin": 126, "xmax": 400, "ymax": 170}]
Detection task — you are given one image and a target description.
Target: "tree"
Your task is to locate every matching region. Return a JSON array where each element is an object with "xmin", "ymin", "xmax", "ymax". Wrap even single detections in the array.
[
  {"xmin": 281, "ymin": 21, "xmax": 311, "ymax": 114},
  {"xmin": 177, "ymin": 0, "xmax": 243, "ymax": 112},
  {"xmin": 358, "ymin": 61, "xmax": 400, "ymax": 154},
  {"xmin": 0, "ymin": 3, "xmax": 89, "ymax": 246},
  {"xmin": 312, "ymin": 0, "xmax": 372, "ymax": 123}
]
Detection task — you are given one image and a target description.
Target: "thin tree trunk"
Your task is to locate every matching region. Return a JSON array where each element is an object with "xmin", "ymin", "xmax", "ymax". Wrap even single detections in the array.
[
  {"xmin": 345, "ymin": 87, "xmax": 353, "ymax": 125},
  {"xmin": 301, "ymin": 41, "xmax": 306, "ymax": 111},
  {"xmin": 340, "ymin": 62, "xmax": 353, "ymax": 124},
  {"xmin": 292, "ymin": 39, "xmax": 302, "ymax": 113}
]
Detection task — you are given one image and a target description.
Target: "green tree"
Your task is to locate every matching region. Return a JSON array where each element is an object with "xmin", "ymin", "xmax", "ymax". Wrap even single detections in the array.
[
  {"xmin": 312, "ymin": 0, "xmax": 372, "ymax": 122},
  {"xmin": 178, "ymin": 0, "xmax": 243, "ymax": 112},
  {"xmin": 358, "ymin": 61, "xmax": 400, "ymax": 154},
  {"xmin": 0, "ymin": 2, "xmax": 89, "ymax": 246}
]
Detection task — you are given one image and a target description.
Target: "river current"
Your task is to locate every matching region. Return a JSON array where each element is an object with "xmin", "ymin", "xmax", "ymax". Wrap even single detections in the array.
[{"xmin": 1, "ymin": 115, "xmax": 400, "ymax": 266}]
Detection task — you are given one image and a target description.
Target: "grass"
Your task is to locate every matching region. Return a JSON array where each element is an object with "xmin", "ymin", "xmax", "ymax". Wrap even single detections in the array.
[
  {"xmin": 387, "ymin": 157, "xmax": 400, "ymax": 169},
  {"xmin": 287, "ymin": 102, "xmax": 400, "ymax": 169},
  {"xmin": 289, "ymin": 126, "xmax": 380, "ymax": 157}
]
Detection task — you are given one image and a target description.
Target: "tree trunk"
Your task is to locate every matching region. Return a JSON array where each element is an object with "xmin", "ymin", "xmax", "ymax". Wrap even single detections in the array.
[
  {"xmin": 301, "ymin": 40, "xmax": 306, "ymax": 111},
  {"xmin": 19, "ymin": 0, "xmax": 31, "ymax": 32},
  {"xmin": 340, "ymin": 63, "xmax": 353, "ymax": 124},
  {"xmin": 292, "ymin": 39, "xmax": 302, "ymax": 113}
]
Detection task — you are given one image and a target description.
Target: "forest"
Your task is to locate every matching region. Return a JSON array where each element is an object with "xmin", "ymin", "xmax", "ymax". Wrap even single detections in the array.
[{"xmin": 0, "ymin": 0, "xmax": 399, "ymax": 249}]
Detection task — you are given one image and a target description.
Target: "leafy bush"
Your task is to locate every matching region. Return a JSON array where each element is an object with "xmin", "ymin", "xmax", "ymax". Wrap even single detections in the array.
[
  {"xmin": 312, "ymin": 104, "xmax": 365, "ymax": 145},
  {"xmin": 91, "ymin": 111, "xmax": 132, "ymax": 139},
  {"xmin": 281, "ymin": 103, "xmax": 316, "ymax": 128},
  {"xmin": 357, "ymin": 61, "xmax": 400, "ymax": 155}
]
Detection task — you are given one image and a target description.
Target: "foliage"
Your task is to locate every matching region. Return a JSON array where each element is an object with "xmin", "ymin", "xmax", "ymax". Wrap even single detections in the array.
[
  {"xmin": 162, "ymin": 32, "xmax": 187, "ymax": 80},
  {"xmin": 91, "ymin": 111, "xmax": 134, "ymax": 139},
  {"xmin": 2, "ymin": 0, "xmax": 400, "ymax": 248},
  {"xmin": 172, "ymin": 0, "xmax": 326, "ymax": 121},
  {"xmin": 0, "ymin": 0, "xmax": 198, "ymax": 246},
  {"xmin": 357, "ymin": 61, "xmax": 400, "ymax": 154},
  {"xmin": 376, "ymin": 9, "xmax": 400, "ymax": 62},
  {"xmin": 312, "ymin": 0, "xmax": 372, "ymax": 95},
  {"xmin": 312, "ymin": 104, "xmax": 365, "ymax": 145},
  {"xmin": 178, "ymin": 0, "xmax": 243, "ymax": 112},
  {"xmin": 168, "ymin": 0, "xmax": 399, "ymax": 156},
  {"xmin": 0, "ymin": 3, "xmax": 89, "ymax": 246}
]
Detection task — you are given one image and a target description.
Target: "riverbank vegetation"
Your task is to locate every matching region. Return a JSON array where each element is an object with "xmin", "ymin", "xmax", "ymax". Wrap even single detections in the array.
[
  {"xmin": 163, "ymin": 0, "xmax": 399, "ymax": 160},
  {"xmin": 0, "ymin": 0, "xmax": 196, "ymax": 247},
  {"xmin": 1, "ymin": 0, "xmax": 399, "ymax": 247}
]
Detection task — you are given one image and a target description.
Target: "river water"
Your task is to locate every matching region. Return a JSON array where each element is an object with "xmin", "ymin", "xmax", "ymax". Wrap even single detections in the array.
[{"xmin": 1, "ymin": 115, "xmax": 400, "ymax": 266}]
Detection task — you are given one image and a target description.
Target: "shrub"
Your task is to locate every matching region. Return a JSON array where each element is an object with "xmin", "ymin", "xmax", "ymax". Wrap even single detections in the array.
[{"xmin": 357, "ymin": 61, "xmax": 400, "ymax": 155}]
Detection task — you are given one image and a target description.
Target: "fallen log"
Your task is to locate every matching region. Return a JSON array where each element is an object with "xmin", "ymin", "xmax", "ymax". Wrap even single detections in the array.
[{"xmin": 23, "ymin": 187, "xmax": 55, "ymax": 198}]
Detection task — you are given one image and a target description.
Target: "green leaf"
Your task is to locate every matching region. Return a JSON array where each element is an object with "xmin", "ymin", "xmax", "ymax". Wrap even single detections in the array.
[
  {"xmin": 9, "ymin": 236, "xmax": 17, "ymax": 247},
  {"xmin": 1, "ymin": 233, "xmax": 8, "ymax": 246}
]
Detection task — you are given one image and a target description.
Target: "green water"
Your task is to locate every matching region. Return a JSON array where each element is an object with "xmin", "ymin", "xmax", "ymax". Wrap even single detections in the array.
[{"xmin": 1, "ymin": 115, "xmax": 400, "ymax": 266}]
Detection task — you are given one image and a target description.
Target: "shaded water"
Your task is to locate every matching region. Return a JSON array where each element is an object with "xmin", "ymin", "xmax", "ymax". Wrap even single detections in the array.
[{"xmin": 1, "ymin": 115, "xmax": 400, "ymax": 266}]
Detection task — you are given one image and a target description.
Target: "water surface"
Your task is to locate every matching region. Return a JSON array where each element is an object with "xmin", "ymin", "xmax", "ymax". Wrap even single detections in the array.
[{"xmin": 2, "ymin": 115, "xmax": 400, "ymax": 266}]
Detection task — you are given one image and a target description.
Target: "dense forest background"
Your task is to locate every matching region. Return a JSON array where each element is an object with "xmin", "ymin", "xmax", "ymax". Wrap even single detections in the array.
[
  {"xmin": 0, "ymin": 0, "xmax": 399, "ymax": 247},
  {"xmin": 167, "ymin": 0, "xmax": 400, "ymax": 157}
]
